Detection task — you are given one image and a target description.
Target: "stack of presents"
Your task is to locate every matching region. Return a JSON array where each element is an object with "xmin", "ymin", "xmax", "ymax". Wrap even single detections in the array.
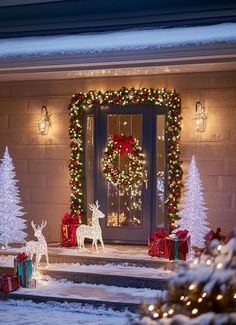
[
  {"xmin": 0, "ymin": 252, "xmax": 35, "ymax": 294},
  {"xmin": 148, "ymin": 229, "xmax": 190, "ymax": 260},
  {"xmin": 148, "ymin": 227, "xmax": 225, "ymax": 260}
]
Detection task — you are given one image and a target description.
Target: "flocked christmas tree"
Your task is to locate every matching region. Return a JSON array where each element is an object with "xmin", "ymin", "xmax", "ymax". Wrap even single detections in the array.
[
  {"xmin": 0, "ymin": 146, "xmax": 27, "ymax": 248},
  {"xmin": 175, "ymin": 155, "xmax": 210, "ymax": 249}
]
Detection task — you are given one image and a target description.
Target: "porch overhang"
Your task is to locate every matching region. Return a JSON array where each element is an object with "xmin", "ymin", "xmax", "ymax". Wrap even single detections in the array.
[
  {"xmin": 0, "ymin": 24, "xmax": 236, "ymax": 81},
  {"xmin": 0, "ymin": 43, "xmax": 236, "ymax": 81}
]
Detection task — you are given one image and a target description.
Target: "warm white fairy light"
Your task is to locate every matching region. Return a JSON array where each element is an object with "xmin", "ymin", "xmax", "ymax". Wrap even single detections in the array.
[
  {"xmin": 163, "ymin": 312, "xmax": 168, "ymax": 318},
  {"xmin": 217, "ymin": 244, "xmax": 222, "ymax": 252},
  {"xmin": 153, "ymin": 312, "xmax": 159, "ymax": 318},
  {"xmin": 206, "ymin": 259, "xmax": 211, "ymax": 265},
  {"xmin": 202, "ymin": 292, "xmax": 207, "ymax": 298},
  {"xmin": 186, "ymin": 301, "xmax": 191, "ymax": 306},
  {"xmin": 180, "ymin": 296, "xmax": 185, "ymax": 301},
  {"xmin": 192, "ymin": 308, "xmax": 198, "ymax": 315},
  {"xmin": 189, "ymin": 284, "xmax": 195, "ymax": 290},
  {"xmin": 148, "ymin": 305, "xmax": 155, "ymax": 311},
  {"xmin": 234, "ymin": 293, "xmax": 236, "ymax": 299},
  {"xmin": 216, "ymin": 262, "xmax": 223, "ymax": 269},
  {"xmin": 168, "ymin": 309, "xmax": 174, "ymax": 315},
  {"xmin": 198, "ymin": 297, "xmax": 203, "ymax": 302},
  {"xmin": 216, "ymin": 294, "xmax": 223, "ymax": 300}
]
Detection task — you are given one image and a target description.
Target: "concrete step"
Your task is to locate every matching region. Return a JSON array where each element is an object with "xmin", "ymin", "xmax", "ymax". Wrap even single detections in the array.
[
  {"xmin": 0, "ymin": 275, "xmax": 163, "ymax": 312},
  {"xmin": 0, "ymin": 265, "xmax": 168, "ymax": 290},
  {"xmin": 0, "ymin": 244, "xmax": 177, "ymax": 270}
]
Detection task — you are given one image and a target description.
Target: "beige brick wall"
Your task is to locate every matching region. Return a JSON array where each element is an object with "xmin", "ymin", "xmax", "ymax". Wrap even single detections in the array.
[{"xmin": 0, "ymin": 71, "xmax": 235, "ymax": 242}]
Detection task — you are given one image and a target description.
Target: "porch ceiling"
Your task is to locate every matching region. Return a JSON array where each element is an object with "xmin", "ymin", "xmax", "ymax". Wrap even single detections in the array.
[{"xmin": 0, "ymin": 42, "xmax": 236, "ymax": 81}]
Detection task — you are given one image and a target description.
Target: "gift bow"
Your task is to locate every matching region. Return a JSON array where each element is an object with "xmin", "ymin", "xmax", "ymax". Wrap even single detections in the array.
[
  {"xmin": 62, "ymin": 213, "xmax": 81, "ymax": 225},
  {"xmin": 112, "ymin": 134, "xmax": 134, "ymax": 157},
  {"xmin": 175, "ymin": 229, "xmax": 189, "ymax": 239},
  {"xmin": 2, "ymin": 272, "xmax": 14, "ymax": 278},
  {"xmin": 150, "ymin": 229, "xmax": 169, "ymax": 241},
  {"xmin": 16, "ymin": 252, "xmax": 28, "ymax": 261}
]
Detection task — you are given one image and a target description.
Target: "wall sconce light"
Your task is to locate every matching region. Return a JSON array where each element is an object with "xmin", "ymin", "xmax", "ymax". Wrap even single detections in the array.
[
  {"xmin": 193, "ymin": 101, "xmax": 207, "ymax": 132},
  {"xmin": 36, "ymin": 106, "xmax": 51, "ymax": 135}
]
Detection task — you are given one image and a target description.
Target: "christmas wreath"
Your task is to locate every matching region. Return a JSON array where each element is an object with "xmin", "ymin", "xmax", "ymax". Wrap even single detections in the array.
[{"xmin": 102, "ymin": 134, "xmax": 144, "ymax": 189}]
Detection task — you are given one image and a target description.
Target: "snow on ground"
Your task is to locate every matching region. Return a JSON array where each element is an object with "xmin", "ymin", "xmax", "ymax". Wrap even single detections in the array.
[
  {"xmin": 0, "ymin": 299, "xmax": 135, "ymax": 325},
  {"xmin": 0, "ymin": 23, "xmax": 235, "ymax": 58},
  {"xmin": 16, "ymin": 275, "xmax": 163, "ymax": 304}
]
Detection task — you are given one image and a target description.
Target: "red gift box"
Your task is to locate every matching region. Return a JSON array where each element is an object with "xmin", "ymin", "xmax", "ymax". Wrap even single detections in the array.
[
  {"xmin": 0, "ymin": 273, "xmax": 19, "ymax": 293},
  {"xmin": 148, "ymin": 229, "xmax": 169, "ymax": 258},
  {"xmin": 61, "ymin": 213, "xmax": 81, "ymax": 247},
  {"xmin": 168, "ymin": 231, "xmax": 190, "ymax": 261}
]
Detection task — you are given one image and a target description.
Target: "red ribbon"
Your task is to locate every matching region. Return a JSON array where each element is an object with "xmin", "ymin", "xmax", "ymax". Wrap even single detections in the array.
[
  {"xmin": 16, "ymin": 252, "xmax": 28, "ymax": 261},
  {"xmin": 175, "ymin": 229, "xmax": 189, "ymax": 239},
  {"xmin": 23, "ymin": 261, "xmax": 27, "ymax": 287},
  {"xmin": 2, "ymin": 272, "xmax": 14, "ymax": 279},
  {"xmin": 62, "ymin": 213, "xmax": 81, "ymax": 225},
  {"xmin": 150, "ymin": 229, "xmax": 169, "ymax": 241},
  {"xmin": 112, "ymin": 134, "xmax": 134, "ymax": 157}
]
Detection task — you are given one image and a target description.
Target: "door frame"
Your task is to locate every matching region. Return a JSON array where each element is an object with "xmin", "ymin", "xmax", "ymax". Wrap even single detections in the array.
[{"xmin": 68, "ymin": 87, "xmax": 183, "ymax": 235}]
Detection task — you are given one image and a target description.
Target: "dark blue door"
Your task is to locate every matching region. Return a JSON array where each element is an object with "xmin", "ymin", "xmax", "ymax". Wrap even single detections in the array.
[{"xmin": 91, "ymin": 104, "xmax": 166, "ymax": 244}]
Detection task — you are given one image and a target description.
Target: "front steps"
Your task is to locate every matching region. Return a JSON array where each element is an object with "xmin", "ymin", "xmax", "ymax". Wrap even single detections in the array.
[{"xmin": 0, "ymin": 244, "xmax": 176, "ymax": 311}]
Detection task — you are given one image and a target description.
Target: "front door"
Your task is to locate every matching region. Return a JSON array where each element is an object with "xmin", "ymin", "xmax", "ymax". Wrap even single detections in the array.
[{"xmin": 86, "ymin": 104, "xmax": 167, "ymax": 244}]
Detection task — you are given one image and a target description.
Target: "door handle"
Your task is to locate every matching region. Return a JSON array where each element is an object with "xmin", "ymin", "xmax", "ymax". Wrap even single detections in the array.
[{"xmin": 143, "ymin": 169, "xmax": 148, "ymax": 190}]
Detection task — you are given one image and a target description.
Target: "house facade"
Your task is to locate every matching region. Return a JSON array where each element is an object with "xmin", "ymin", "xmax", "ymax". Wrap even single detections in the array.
[{"xmin": 0, "ymin": 0, "xmax": 235, "ymax": 243}]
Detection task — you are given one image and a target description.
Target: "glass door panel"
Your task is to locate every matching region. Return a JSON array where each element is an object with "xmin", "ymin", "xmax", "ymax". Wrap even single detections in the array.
[
  {"xmin": 106, "ymin": 114, "xmax": 142, "ymax": 228},
  {"xmin": 85, "ymin": 116, "xmax": 94, "ymax": 225},
  {"xmin": 156, "ymin": 115, "xmax": 166, "ymax": 228}
]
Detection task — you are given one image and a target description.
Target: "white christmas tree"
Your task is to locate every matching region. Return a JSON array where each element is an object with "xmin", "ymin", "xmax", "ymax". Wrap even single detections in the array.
[
  {"xmin": 0, "ymin": 146, "xmax": 27, "ymax": 248},
  {"xmin": 175, "ymin": 155, "xmax": 210, "ymax": 249}
]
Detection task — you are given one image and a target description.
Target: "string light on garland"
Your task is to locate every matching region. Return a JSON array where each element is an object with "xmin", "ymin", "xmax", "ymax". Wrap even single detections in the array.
[{"xmin": 68, "ymin": 87, "xmax": 183, "ymax": 227}]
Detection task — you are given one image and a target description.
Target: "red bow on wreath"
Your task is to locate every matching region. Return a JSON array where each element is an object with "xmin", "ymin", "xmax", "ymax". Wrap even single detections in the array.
[{"xmin": 112, "ymin": 134, "xmax": 134, "ymax": 157}]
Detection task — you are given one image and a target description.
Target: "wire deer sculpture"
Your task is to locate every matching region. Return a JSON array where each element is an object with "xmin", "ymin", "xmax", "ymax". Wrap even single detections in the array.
[
  {"xmin": 76, "ymin": 201, "xmax": 105, "ymax": 252},
  {"xmin": 26, "ymin": 220, "xmax": 49, "ymax": 269}
]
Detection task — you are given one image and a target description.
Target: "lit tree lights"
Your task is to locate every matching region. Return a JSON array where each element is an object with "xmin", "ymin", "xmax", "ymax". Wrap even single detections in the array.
[
  {"xmin": 68, "ymin": 87, "xmax": 183, "ymax": 228},
  {"xmin": 132, "ymin": 236, "xmax": 236, "ymax": 324}
]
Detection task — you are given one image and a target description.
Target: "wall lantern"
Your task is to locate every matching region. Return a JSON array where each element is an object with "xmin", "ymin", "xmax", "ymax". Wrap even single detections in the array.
[
  {"xmin": 193, "ymin": 101, "xmax": 207, "ymax": 132},
  {"xmin": 36, "ymin": 106, "xmax": 51, "ymax": 135}
]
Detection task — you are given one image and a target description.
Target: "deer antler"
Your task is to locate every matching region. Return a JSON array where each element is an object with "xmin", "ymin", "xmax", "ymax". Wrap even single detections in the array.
[
  {"xmin": 40, "ymin": 219, "xmax": 47, "ymax": 230},
  {"xmin": 31, "ymin": 221, "xmax": 37, "ymax": 231},
  {"xmin": 89, "ymin": 203, "xmax": 95, "ymax": 211},
  {"xmin": 95, "ymin": 200, "xmax": 100, "ymax": 208}
]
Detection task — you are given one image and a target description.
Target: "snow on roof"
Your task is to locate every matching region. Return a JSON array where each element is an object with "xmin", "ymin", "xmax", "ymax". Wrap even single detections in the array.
[{"xmin": 0, "ymin": 23, "xmax": 236, "ymax": 58}]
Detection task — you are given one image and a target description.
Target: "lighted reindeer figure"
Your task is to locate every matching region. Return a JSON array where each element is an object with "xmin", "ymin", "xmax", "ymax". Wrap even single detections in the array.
[
  {"xmin": 26, "ymin": 220, "xmax": 49, "ymax": 269},
  {"xmin": 76, "ymin": 201, "xmax": 105, "ymax": 252}
]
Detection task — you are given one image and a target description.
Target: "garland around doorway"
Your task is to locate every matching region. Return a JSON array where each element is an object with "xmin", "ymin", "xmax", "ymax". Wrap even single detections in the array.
[{"xmin": 68, "ymin": 87, "xmax": 183, "ymax": 231}]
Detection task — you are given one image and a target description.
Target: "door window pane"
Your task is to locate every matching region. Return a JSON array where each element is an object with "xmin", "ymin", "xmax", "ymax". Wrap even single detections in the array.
[
  {"xmin": 106, "ymin": 114, "xmax": 142, "ymax": 228},
  {"xmin": 156, "ymin": 115, "xmax": 166, "ymax": 228},
  {"xmin": 85, "ymin": 116, "xmax": 94, "ymax": 225}
]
